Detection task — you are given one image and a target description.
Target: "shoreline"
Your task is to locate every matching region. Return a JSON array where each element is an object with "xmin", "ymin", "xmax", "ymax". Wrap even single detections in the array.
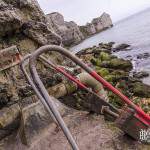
[{"xmin": 74, "ymin": 42, "xmax": 150, "ymax": 114}]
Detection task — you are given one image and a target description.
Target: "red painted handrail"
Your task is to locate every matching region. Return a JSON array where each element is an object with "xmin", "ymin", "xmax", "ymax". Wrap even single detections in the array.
[{"xmin": 90, "ymin": 71, "xmax": 150, "ymax": 125}]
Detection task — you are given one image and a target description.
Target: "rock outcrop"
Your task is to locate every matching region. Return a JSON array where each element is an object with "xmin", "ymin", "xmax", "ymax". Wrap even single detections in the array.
[
  {"xmin": 46, "ymin": 12, "xmax": 113, "ymax": 46},
  {"xmin": 80, "ymin": 12, "xmax": 112, "ymax": 37},
  {"xmin": 0, "ymin": 0, "xmax": 64, "ymax": 140},
  {"xmin": 0, "ymin": 0, "xmax": 61, "ymax": 49},
  {"xmin": 0, "ymin": 5, "xmax": 69, "ymax": 149},
  {"xmin": 46, "ymin": 12, "xmax": 84, "ymax": 46}
]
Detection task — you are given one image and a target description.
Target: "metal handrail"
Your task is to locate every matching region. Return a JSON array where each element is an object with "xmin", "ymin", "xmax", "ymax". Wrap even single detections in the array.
[
  {"xmin": 29, "ymin": 45, "xmax": 150, "ymax": 126},
  {"xmin": 20, "ymin": 55, "xmax": 79, "ymax": 150},
  {"xmin": 20, "ymin": 55, "xmax": 57, "ymax": 124}
]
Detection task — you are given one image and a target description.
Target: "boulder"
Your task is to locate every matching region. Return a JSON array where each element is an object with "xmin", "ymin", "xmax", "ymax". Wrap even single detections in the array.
[
  {"xmin": 80, "ymin": 23, "xmax": 96, "ymax": 37},
  {"xmin": 137, "ymin": 52, "xmax": 150, "ymax": 59},
  {"xmin": 113, "ymin": 43, "xmax": 131, "ymax": 52},
  {"xmin": 131, "ymin": 82, "xmax": 150, "ymax": 98},
  {"xmin": 0, "ymin": 0, "xmax": 61, "ymax": 47},
  {"xmin": 3, "ymin": 0, "xmax": 46, "ymax": 22},
  {"xmin": 99, "ymin": 58, "xmax": 132, "ymax": 71},
  {"xmin": 99, "ymin": 12, "xmax": 113, "ymax": 28},
  {"xmin": 22, "ymin": 21, "xmax": 62, "ymax": 45},
  {"xmin": 133, "ymin": 71, "xmax": 149, "ymax": 79},
  {"xmin": 65, "ymin": 21, "xmax": 84, "ymax": 45}
]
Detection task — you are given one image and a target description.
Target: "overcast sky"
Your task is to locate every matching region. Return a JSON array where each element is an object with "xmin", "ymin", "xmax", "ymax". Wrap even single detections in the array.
[{"xmin": 37, "ymin": 0, "xmax": 150, "ymax": 25}]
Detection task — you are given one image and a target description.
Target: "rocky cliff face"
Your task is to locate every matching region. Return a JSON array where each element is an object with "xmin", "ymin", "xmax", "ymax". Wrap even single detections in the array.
[
  {"xmin": 0, "ymin": 0, "xmax": 64, "ymax": 123},
  {"xmin": 0, "ymin": 0, "xmax": 61, "ymax": 50},
  {"xmin": 46, "ymin": 12, "xmax": 84, "ymax": 46},
  {"xmin": 80, "ymin": 12, "xmax": 113, "ymax": 37},
  {"xmin": 0, "ymin": 0, "xmax": 66, "ymax": 143}
]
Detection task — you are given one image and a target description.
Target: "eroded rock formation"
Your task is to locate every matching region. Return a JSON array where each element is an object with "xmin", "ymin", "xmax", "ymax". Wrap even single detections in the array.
[
  {"xmin": 46, "ymin": 12, "xmax": 113, "ymax": 46},
  {"xmin": 0, "ymin": 0, "xmax": 65, "ymax": 142},
  {"xmin": 46, "ymin": 12, "xmax": 84, "ymax": 46},
  {"xmin": 1, "ymin": 1, "xmax": 143, "ymax": 149},
  {"xmin": 80, "ymin": 12, "xmax": 113, "ymax": 37}
]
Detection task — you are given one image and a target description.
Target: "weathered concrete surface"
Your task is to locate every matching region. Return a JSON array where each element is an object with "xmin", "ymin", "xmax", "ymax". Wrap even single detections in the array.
[
  {"xmin": 0, "ymin": 111, "xmax": 149, "ymax": 150},
  {"xmin": 0, "ymin": 97, "xmax": 70, "ymax": 143}
]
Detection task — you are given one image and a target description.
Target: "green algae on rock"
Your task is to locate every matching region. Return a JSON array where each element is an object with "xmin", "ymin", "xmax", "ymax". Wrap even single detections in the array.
[{"xmin": 76, "ymin": 42, "xmax": 150, "ymax": 113}]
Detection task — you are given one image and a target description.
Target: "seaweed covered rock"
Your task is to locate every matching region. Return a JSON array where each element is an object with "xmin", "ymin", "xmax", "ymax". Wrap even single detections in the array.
[
  {"xmin": 77, "ymin": 42, "xmax": 150, "ymax": 115},
  {"xmin": 100, "ymin": 58, "xmax": 132, "ymax": 71},
  {"xmin": 90, "ymin": 51, "xmax": 132, "ymax": 71},
  {"xmin": 131, "ymin": 81, "xmax": 150, "ymax": 98},
  {"xmin": 133, "ymin": 71, "xmax": 149, "ymax": 79}
]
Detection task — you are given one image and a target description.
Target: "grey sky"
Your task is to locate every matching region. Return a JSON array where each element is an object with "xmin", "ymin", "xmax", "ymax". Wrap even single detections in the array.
[{"xmin": 37, "ymin": 0, "xmax": 150, "ymax": 25}]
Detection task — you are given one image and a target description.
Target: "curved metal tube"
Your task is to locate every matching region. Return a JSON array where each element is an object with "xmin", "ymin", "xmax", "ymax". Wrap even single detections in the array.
[
  {"xmin": 20, "ymin": 55, "xmax": 57, "ymax": 124},
  {"xmin": 29, "ymin": 56, "xmax": 79, "ymax": 149},
  {"xmin": 29, "ymin": 45, "xmax": 150, "ymax": 126},
  {"xmin": 20, "ymin": 55, "xmax": 80, "ymax": 150}
]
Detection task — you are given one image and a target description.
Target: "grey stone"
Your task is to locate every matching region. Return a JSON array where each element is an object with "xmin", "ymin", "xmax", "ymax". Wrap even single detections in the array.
[
  {"xmin": 46, "ymin": 12, "xmax": 84, "ymax": 46},
  {"xmin": 22, "ymin": 21, "xmax": 62, "ymax": 45},
  {"xmin": 0, "ymin": 6, "xmax": 22, "ymax": 36},
  {"xmin": 80, "ymin": 12, "xmax": 113, "ymax": 37}
]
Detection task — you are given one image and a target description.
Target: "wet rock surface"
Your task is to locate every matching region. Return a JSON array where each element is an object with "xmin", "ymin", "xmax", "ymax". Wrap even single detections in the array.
[
  {"xmin": 137, "ymin": 52, "xmax": 150, "ymax": 59},
  {"xmin": 112, "ymin": 43, "xmax": 131, "ymax": 52},
  {"xmin": 133, "ymin": 71, "xmax": 149, "ymax": 79}
]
